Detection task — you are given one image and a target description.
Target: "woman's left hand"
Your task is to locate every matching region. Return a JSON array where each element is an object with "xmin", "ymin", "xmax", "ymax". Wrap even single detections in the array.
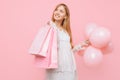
[
  {"xmin": 81, "ymin": 39, "xmax": 90, "ymax": 48},
  {"xmin": 72, "ymin": 40, "xmax": 91, "ymax": 53}
]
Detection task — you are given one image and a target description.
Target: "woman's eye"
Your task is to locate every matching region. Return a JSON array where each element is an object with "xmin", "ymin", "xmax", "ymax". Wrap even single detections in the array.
[
  {"xmin": 55, "ymin": 8, "xmax": 64, "ymax": 13},
  {"xmin": 60, "ymin": 10, "xmax": 64, "ymax": 13},
  {"xmin": 55, "ymin": 9, "xmax": 58, "ymax": 11}
]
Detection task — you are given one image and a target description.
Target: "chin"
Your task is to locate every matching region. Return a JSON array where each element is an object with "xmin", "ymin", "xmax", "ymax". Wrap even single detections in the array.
[
  {"xmin": 54, "ymin": 17, "xmax": 62, "ymax": 21},
  {"xmin": 54, "ymin": 18, "xmax": 62, "ymax": 21}
]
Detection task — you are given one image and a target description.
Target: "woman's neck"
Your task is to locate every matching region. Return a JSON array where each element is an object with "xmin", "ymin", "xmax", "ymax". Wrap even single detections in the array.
[
  {"xmin": 54, "ymin": 20, "xmax": 68, "ymax": 34},
  {"xmin": 54, "ymin": 20, "xmax": 62, "ymax": 28}
]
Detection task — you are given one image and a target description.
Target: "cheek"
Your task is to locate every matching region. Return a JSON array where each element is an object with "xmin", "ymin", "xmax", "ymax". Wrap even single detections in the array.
[{"xmin": 60, "ymin": 13, "xmax": 66, "ymax": 18}]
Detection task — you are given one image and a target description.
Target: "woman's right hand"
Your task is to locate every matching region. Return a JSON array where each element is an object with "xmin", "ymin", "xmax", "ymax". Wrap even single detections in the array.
[{"xmin": 47, "ymin": 21, "xmax": 50, "ymax": 25}]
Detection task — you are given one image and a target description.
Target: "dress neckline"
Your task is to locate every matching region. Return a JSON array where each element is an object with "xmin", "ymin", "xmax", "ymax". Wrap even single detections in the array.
[{"xmin": 57, "ymin": 27, "xmax": 69, "ymax": 35}]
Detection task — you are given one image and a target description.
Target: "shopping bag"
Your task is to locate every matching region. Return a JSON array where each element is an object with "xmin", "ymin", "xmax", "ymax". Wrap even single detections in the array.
[
  {"xmin": 34, "ymin": 27, "xmax": 58, "ymax": 68},
  {"xmin": 28, "ymin": 24, "xmax": 51, "ymax": 57}
]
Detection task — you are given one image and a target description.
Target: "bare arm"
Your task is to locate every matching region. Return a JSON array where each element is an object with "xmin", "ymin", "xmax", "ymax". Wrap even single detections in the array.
[{"xmin": 72, "ymin": 40, "xmax": 90, "ymax": 53}]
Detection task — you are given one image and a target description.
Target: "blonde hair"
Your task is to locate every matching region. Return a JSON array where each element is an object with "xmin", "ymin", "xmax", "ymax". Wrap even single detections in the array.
[{"xmin": 51, "ymin": 3, "xmax": 73, "ymax": 48}]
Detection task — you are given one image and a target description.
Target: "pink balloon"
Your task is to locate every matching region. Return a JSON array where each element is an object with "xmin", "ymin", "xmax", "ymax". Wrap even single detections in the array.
[
  {"xmin": 101, "ymin": 41, "xmax": 114, "ymax": 54},
  {"xmin": 83, "ymin": 46, "xmax": 103, "ymax": 67},
  {"xmin": 89, "ymin": 27, "xmax": 111, "ymax": 48},
  {"xmin": 85, "ymin": 23, "xmax": 98, "ymax": 39}
]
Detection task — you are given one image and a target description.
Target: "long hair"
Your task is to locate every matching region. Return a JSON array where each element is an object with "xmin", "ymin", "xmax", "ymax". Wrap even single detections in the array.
[{"xmin": 51, "ymin": 3, "xmax": 73, "ymax": 48}]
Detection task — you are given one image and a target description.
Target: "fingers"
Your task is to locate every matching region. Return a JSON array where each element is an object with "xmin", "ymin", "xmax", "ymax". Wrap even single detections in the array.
[
  {"xmin": 85, "ymin": 39, "xmax": 91, "ymax": 45},
  {"xmin": 47, "ymin": 21, "xmax": 50, "ymax": 25},
  {"xmin": 80, "ymin": 47, "xmax": 86, "ymax": 50},
  {"xmin": 82, "ymin": 39, "xmax": 91, "ymax": 47},
  {"xmin": 81, "ymin": 42, "xmax": 89, "ymax": 47}
]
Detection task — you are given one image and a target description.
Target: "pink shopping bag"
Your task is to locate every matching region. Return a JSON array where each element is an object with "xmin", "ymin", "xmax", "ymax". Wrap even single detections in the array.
[
  {"xmin": 28, "ymin": 24, "xmax": 51, "ymax": 57},
  {"xmin": 28, "ymin": 23, "xmax": 58, "ymax": 68},
  {"xmin": 34, "ymin": 27, "xmax": 58, "ymax": 68}
]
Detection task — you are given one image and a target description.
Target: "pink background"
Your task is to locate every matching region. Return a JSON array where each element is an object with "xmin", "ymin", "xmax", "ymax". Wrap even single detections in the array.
[{"xmin": 0, "ymin": 0, "xmax": 120, "ymax": 80}]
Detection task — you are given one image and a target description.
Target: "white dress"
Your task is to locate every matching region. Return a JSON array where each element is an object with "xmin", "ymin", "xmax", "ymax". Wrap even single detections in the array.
[{"xmin": 45, "ymin": 21, "xmax": 78, "ymax": 80}]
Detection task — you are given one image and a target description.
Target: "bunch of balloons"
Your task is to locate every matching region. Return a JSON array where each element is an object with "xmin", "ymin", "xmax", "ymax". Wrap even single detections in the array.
[{"xmin": 82, "ymin": 23, "xmax": 113, "ymax": 67}]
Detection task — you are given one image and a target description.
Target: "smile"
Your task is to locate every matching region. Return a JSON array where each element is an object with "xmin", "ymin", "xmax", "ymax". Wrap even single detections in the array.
[{"xmin": 55, "ymin": 14, "xmax": 60, "ymax": 18}]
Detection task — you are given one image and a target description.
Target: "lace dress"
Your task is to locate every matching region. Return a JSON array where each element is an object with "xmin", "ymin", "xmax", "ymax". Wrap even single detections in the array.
[{"xmin": 45, "ymin": 22, "xmax": 78, "ymax": 80}]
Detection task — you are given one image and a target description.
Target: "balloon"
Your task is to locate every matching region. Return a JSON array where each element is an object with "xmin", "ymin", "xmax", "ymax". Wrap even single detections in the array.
[
  {"xmin": 83, "ymin": 46, "xmax": 103, "ymax": 67},
  {"xmin": 89, "ymin": 27, "xmax": 111, "ymax": 48},
  {"xmin": 101, "ymin": 41, "xmax": 114, "ymax": 54},
  {"xmin": 85, "ymin": 23, "xmax": 98, "ymax": 39}
]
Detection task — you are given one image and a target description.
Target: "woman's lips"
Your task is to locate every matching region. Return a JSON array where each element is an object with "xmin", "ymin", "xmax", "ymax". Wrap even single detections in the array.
[{"xmin": 55, "ymin": 14, "xmax": 60, "ymax": 18}]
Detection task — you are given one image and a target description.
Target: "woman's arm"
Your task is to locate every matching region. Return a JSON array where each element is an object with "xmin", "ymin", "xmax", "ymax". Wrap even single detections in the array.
[
  {"xmin": 72, "ymin": 40, "xmax": 90, "ymax": 53},
  {"xmin": 72, "ymin": 43, "xmax": 85, "ymax": 53}
]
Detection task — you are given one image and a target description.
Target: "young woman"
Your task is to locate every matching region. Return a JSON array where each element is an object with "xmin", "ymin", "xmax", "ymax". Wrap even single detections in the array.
[{"xmin": 45, "ymin": 3, "xmax": 90, "ymax": 80}]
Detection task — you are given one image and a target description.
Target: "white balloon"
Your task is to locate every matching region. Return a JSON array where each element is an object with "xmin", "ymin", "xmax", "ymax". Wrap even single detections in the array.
[
  {"xmin": 85, "ymin": 23, "xmax": 98, "ymax": 39},
  {"xmin": 83, "ymin": 46, "xmax": 103, "ymax": 67}
]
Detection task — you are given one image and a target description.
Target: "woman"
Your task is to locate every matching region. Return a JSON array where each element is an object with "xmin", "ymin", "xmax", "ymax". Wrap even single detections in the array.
[{"xmin": 45, "ymin": 3, "xmax": 90, "ymax": 80}]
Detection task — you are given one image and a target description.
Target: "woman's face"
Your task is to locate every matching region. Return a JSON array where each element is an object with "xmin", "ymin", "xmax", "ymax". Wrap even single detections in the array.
[{"xmin": 53, "ymin": 5, "xmax": 66, "ymax": 21}]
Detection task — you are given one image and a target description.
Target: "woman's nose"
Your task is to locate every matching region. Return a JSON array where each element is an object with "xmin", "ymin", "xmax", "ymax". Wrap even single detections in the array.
[
  {"xmin": 55, "ymin": 12, "xmax": 58, "ymax": 14},
  {"xmin": 56, "ymin": 10, "xmax": 60, "ymax": 14}
]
